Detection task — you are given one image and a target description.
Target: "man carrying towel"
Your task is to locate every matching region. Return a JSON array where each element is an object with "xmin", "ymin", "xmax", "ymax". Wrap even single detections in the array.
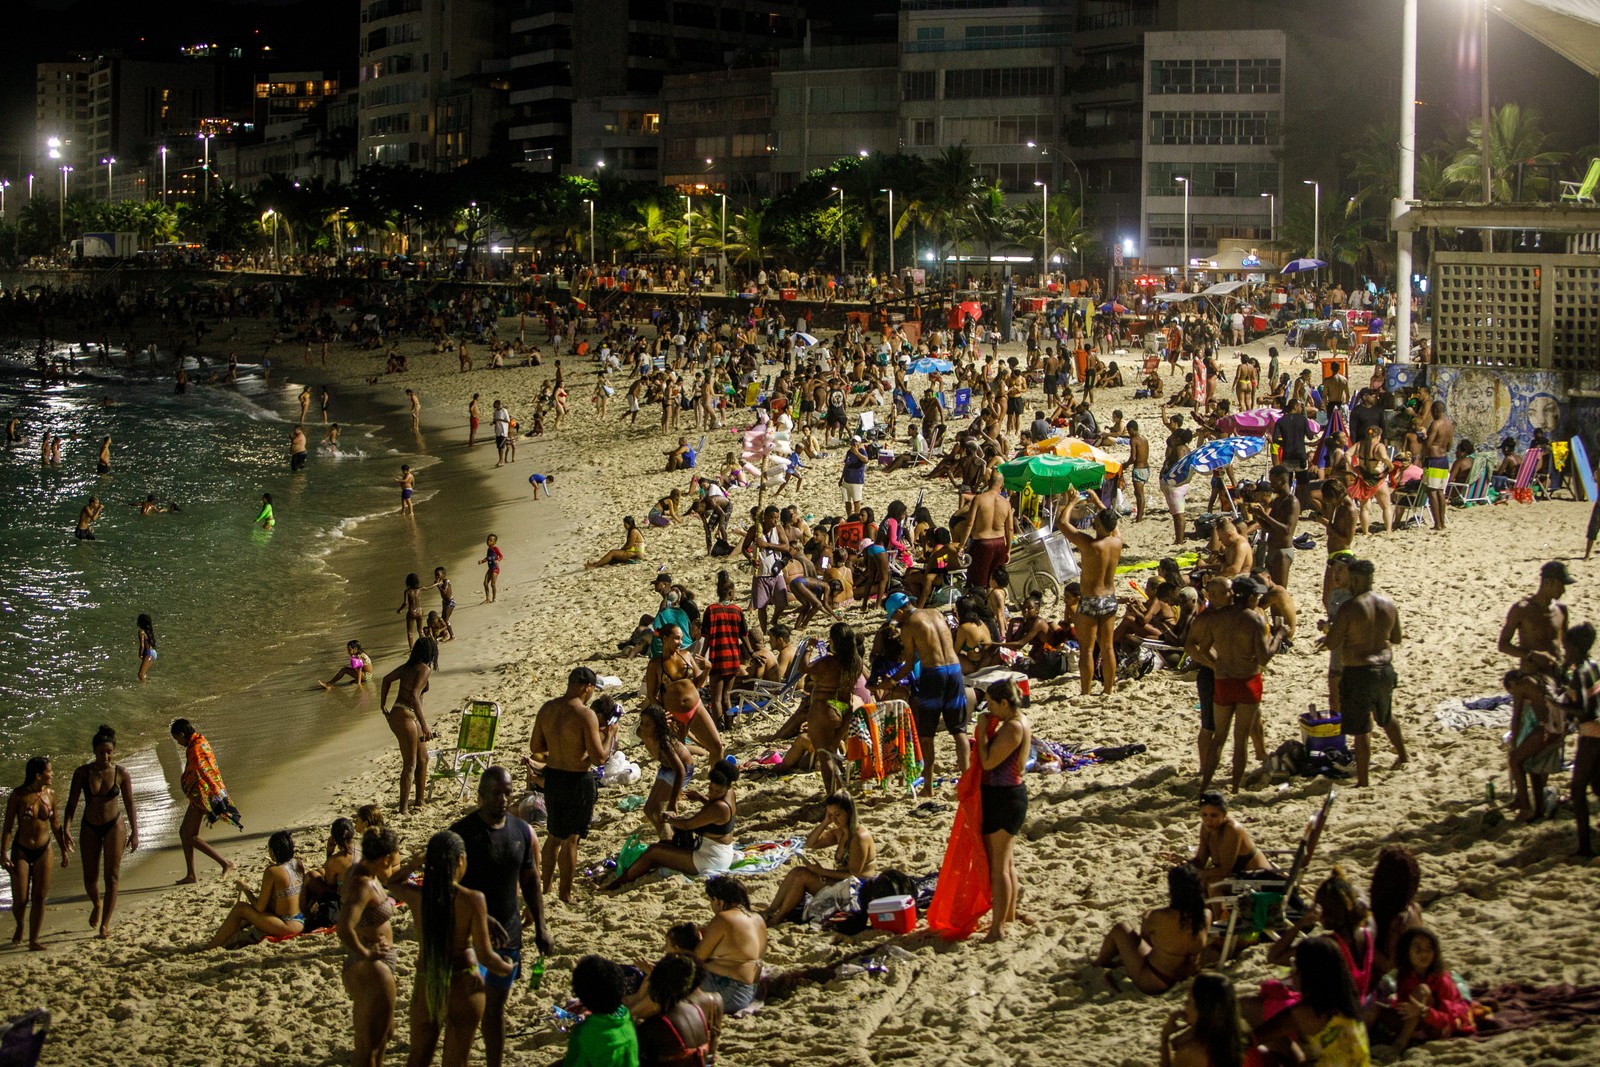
[{"xmin": 530, "ymin": 667, "xmax": 618, "ymax": 905}]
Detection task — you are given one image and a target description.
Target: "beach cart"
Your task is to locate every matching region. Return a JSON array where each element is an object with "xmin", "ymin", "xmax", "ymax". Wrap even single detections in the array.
[{"xmin": 1005, "ymin": 528, "xmax": 1079, "ymax": 606}]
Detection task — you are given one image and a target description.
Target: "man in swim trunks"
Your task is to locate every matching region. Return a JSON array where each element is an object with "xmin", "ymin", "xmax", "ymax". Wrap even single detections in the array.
[
  {"xmin": 1250, "ymin": 465, "xmax": 1300, "ymax": 588},
  {"xmin": 76, "ymin": 496, "xmax": 104, "ymax": 540},
  {"xmin": 1189, "ymin": 575, "xmax": 1284, "ymax": 793},
  {"xmin": 1324, "ymin": 558, "xmax": 1407, "ymax": 788},
  {"xmin": 1056, "ymin": 487, "xmax": 1125, "ymax": 696},
  {"xmin": 750, "ymin": 507, "xmax": 791, "ymax": 631},
  {"xmin": 431, "ymin": 566, "xmax": 457, "ymax": 635},
  {"xmin": 892, "ymin": 604, "xmax": 970, "ymax": 796},
  {"xmin": 1127, "ymin": 421, "xmax": 1150, "ymax": 521},
  {"xmin": 397, "ymin": 464, "xmax": 415, "ymax": 516},
  {"xmin": 1184, "ymin": 577, "xmax": 1232, "ymax": 783},
  {"xmin": 1498, "ymin": 560, "xmax": 1572, "ymax": 671},
  {"xmin": 529, "ymin": 667, "xmax": 618, "ymax": 904},
  {"xmin": 1421, "ymin": 400, "xmax": 1454, "ymax": 530},
  {"xmin": 290, "ymin": 425, "xmax": 307, "ymax": 472},
  {"xmin": 959, "ymin": 470, "xmax": 1016, "ymax": 591}
]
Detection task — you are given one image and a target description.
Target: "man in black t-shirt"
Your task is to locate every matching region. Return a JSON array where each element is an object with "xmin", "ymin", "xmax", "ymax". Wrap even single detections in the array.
[{"xmin": 449, "ymin": 767, "xmax": 553, "ymax": 1067}]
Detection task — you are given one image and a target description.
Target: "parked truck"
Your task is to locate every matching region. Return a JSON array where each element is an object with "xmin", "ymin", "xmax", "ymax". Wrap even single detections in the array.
[{"xmin": 72, "ymin": 232, "xmax": 139, "ymax": 262}]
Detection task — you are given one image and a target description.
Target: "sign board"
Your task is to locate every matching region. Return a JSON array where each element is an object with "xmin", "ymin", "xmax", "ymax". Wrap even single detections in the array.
[{"xmin": 1112, "ymin": 245, "xmax": 1124, "ymax": 268}]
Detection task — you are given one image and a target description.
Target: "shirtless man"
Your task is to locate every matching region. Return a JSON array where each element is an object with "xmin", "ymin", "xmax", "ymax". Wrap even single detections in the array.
[
  {"xmin": 1056, "ymin": 487, "xmax": 1125, "ymax": 695},
  {"xmin": 1323, "ymin": 559, "xmax": 1407, "ymax": 788},
  {"xmin": 406, "ymin": 388, "xmax": 421, "ymax": 432},
  {"xmin": 1251, "ymin": 465, "xmax": 1300, "ymax": 588},
  {"xmin": 1498, "ymin": 561, "xmax": 1572, "ymax": 670},
  {"xmin": 1185, "ymin": 577, "xmax": 1231, "ymax": 783},
  {"xmin": 1189, "ymin": 575, "xmax": 1284, "ymax": 793},
  {"xmin": 529, "ymin": 667, "xmax": 618, "ymax": 903},
  {"xmin": 891, "ymin": 604, "xmax": 970, "ymax": 795},
  {"xmin": 1127, "ymin": 421, "xmax": 1150, "ymax": 521},
  {"xmin": 75, "ymin": 496, "xmax": 104, "ymax": 540},
  {"xmin": 1421, "ymin": 400, "xmax": 1454, "ymax": 530},
  {"xmin": 1211, "ymin": 516, "xmax": 1252, "ymax": 578},
  {"xmin": 643, "ymin": 623, "xmax": 724, "ymax": 766},
  {"xmin": 290, "ymin": 425, "xmax": 307, "ymax": 472},
  {"xmin": 298, "ymin": 387, "xmax": 311, "ymax": 423},
  {"xmin": 959, "ymin": 471, "xmax": 1016, "ymax": 591},
  {"xmin": 96, "ymin": 435, "xmax": 111, "ymax": 474},
  {"xmin": 1309, "ymin": 478, "xmax": 1357, "ymax": 607}
]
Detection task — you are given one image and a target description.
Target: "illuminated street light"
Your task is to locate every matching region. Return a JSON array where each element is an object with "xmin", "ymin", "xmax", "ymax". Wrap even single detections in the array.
[
  {"xmin": 101, "ymin": 157, "xmax": 116, "ymax": 201},
  {"xmin": 829, "ymin": 185, "xmax": 845, "ymax": 274}
]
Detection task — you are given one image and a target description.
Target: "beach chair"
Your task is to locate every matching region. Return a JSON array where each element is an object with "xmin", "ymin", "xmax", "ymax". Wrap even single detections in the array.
[
  {"xmin": 1560, "ymin": 158, "xmax": 1600, "ymax": 204},
  {"xmin": 431, "ymin": 700, "xmax": 501, "ymax": 799},
  {"xmin": 1446, "ymin": 451, "xmax": 1493, "ymax": 506},
  {"xmin": 1510, "ymin": 447, "xmax": 1542, "ymax": 503},
  {"xmin": 1208, "ymin": 789, "xmax": 1336, "ymax": 964},
  {"xmin": 727, "ymin": 638, "xmax": 813, "ymax": 721},
  {"xmin": 858, "ymin": 410, "xmax": 879, "ymax": 439},
  {"xmin": 952, "ymin": 388, "xmax": 972, "ymax": 418},
  {"xmin": 896, "ymin": 388, "xmax": 924, "ymax": 420},
  {"xmin": 0, "ymin": 1008, "xmax": 49, "ymax": 1067}
]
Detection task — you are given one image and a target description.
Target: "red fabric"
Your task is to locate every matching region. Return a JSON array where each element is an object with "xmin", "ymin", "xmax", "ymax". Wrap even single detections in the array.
[
  {"xmin": 1395, "ymin": 972, "xmax": 1476, "ymax": 1038},
  {"xmin": 1213, "ymin": 673, "xmax": 1264, "ymax": 705},
  {"xmin": 926, "ymin": 752, "xmax": 991, "ymax": 941},
  {"xmin": 702, "ymin": 602, "xmax": 748, "ymax": 677}
]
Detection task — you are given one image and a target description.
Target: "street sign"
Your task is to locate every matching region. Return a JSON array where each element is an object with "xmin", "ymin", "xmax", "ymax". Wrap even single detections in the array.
[{"xmin": 1112, "ymin": 244, "xmax": 1124, "ymax": 268}]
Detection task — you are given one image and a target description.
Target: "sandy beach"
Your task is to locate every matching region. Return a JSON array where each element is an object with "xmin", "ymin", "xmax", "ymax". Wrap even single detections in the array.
[{"xmin": 0, "ymin": 301, "xmax": 1597, "ymax": 1067}]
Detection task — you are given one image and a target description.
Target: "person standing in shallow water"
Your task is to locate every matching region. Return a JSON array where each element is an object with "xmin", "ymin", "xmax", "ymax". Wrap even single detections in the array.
[
  {"xmin": 65, "ymin": 725, "xmax": 139, "ymax": 939},
  {"xmin": 1, "ymin": 756, "xmax": 71, "ymax": 950}
]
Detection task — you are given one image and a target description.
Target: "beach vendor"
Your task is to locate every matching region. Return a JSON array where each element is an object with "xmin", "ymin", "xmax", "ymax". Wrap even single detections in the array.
[{"xmin": 170, "ymin": 719, "xmax": 240, "ymax": 884}]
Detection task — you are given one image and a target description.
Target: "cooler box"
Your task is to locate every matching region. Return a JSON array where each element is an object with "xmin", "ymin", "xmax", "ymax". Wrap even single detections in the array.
[
  {"xmin": 1299, "ymin": 711, "xmax": 1347, "ymax": 756},
  {"xmin": 1319, "ymin": 355, "xmax": 1348, "ymax": 382},
  {"xmin": 867, "ymin": 894, "xmax": 916, "ymax": 934},
  {"xmin": 781, "ymin": 287, "xmax": 798, "ymax": 301},
  {"xmin": 834, "ymin": 520, "xmax": 864, "ymax": 550}
]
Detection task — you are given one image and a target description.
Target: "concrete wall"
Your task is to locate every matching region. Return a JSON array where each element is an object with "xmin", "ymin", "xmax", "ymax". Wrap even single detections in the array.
[{"xmin": 1386, "ymin": 362, "xmax": 1600, "ymax": 454}]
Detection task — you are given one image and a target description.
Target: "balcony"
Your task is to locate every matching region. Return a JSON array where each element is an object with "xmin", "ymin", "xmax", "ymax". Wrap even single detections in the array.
[
  {"xmin": 1075, "ymin": 5, "xmax": 1157, "ymax": 32},
  {"xmin": 1064, "ymin": 120, "xmax": 1141, "ymax": 147},
  {"xmin": 1064, "ymin": 64, "xmax": 1139, "ymax": 93}
]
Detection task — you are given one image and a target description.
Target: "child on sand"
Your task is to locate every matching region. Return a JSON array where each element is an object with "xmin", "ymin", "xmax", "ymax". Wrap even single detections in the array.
[
  {"xmin": 430, "ymin": 566, "xmax": 457, "ymax": 632},
  {"xmin": 479, "ymin": 534, "xmax": 503, "ymax": 602},
  {"xmin": 319, "ymin": 640, "xmax": 372, "ymax": 689},
  {"xmin": 396, "ymin": 573, "xmax": 424, "ymax": 647}
]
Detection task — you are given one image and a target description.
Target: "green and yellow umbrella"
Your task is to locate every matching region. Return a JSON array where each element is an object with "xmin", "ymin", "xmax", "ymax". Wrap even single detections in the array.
[{"xmin": 998, "ymin": 453, "xmax": 1107, "ymax": 495}]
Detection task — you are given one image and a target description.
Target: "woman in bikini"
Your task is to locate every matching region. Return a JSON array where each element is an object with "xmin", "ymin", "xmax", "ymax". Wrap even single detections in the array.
[
  {"xmin": 695, "ymin": 875, "xmax": 768, "ymax": 1014},
  {"xmin": 337, "ymin": 827, "xmax": 402, "ymax": 1067},
  {"xmin": 801, "ymin": 621, "xmax": 870, "ymax": 797},
  {"xmin": 64, "ymin": 725, "xmax": 138, "ymax": 938},
  {"xmin": 1096, "ymin": 864, "xmax": 1208, "ymax": 993},
  {"xmin": 585, "ymin": 515, "xmax": 646, "ymax": 567},
  {"xmin": 637, "ymin": 953, "xmax": 723, "ymax": 1067},
  {"xmin": 1163, "ymin": 790, "xmax": 1274, "ymax": 897},
  {"xmin": 1348, "ymin": 424, "xmax": 1393, "ymax": 534},
  {"xmin": 759, "ymin": 791, "xmax": 876, "ymax": 926},
  {"xmin": 203, "ymin": 830, "xmax": 307, "ymax": 949},
  {"xmin": 305, "ymin": 816, "xmax": 357, "ymax": 920},
  {"xmin": 389, "ymin": 830, "xmax": 514, "ymax": 1067},
  {"xmin": 643, "ymin": 623, "xmax": 723, "ymax": 766},
  {"xmin": 379, "ymin": 636, "xmax": 437, "ymax": 814},
  {"xmin": 638, "ymin": 704, "xmax": 694, "ymax": 839},
  {"xmin": 320, "ymin": 640, "xmax": 373, "ymax": 689},
  {"xmin": 954, "ymin": 595, "xmax": 1002, "ymax": 675},
  {"xmin": 606, "ymin": 762, "xmax": 742, "ymax": 890},
  {"xmin": 2, "ymin": 757, "xmax": 71, "ymax": 949},
  {"xmin": 396, "ymin": 573, "xmax": 425, "ymax": 648},
  {"xmin": 137, "ymin": 613, "xmax": 157, "ymax": 682}
]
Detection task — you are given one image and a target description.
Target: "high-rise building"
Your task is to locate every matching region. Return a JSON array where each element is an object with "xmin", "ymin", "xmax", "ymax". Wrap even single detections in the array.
[
  {"xmin": 35, "ymin": 60, "xmax": 95, "ymax": 169},
  {"xmin": 660, "ymin": 66, "xmax": 776, "ymax": 196},
  {"xmin": 769, "ymin": 43, "xmax": 899, "ymax": 191},
  {"xmin": 255, "ymin": 72, "xmax": 342, "ymax": 132}
]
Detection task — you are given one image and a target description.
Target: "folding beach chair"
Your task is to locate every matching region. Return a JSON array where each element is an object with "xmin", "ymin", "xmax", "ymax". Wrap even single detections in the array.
[
  {"xmin": 431, "ymin": 700, "xmax": 501, "ymax": 799},
  {"xmin": 1446, "ymin": 451, "xmax": 1493, "ymax": 506},
  {"xmin": 1510, "ymin": 447, "xmax": 1542, "ymax": 503},
  {"xmin": 727, "ymin": 638, "xmax": 814, "ymax": 721},
  {"xmin": 0, "ymin": 1008, "xmax": 49, "ymax": 1067},
  {"xmin": 952, "ymin": 388, "xmax": 972, "ymax": 418},
  {"xmin": 1208, "ymin": 789, "xmax": 1336, "ymax": 964},
  {"xmin": 1561, "ymin": 158, "xmax": 1600, "ymax": 204},
  {"xmin": 896, "ymin": 388, "xmax": 924, "ymax": 420}
]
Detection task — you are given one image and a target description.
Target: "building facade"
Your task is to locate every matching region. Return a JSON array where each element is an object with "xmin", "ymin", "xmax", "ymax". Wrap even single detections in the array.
[
  {"xmin": 36, "ymin": 60, "xmax": 95, "ymax": 169},
  {"xmin": 660, "ymin": 66, "xmax": 775, "ymax": 195},
  {"xmin": 768, "ymin": 43, "xmax": 898, "ymax": 191}
]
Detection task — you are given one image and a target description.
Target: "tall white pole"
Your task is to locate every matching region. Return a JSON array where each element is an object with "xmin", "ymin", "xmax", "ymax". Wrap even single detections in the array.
[
  {"xmin": 159, "ymin": 147, "xmax": 167, "ymax": 205},
  {"xmin": 1480, "ymin": 0, "xmax": 1493, "ymax": 252},
  {"xmin": 719, "ymin": 193, "xmax": 727, "ymax": 293},
  {"xmin": 1396, "ymin": 0, "xmax": 1418, "ymax": 363},
  {"xmin": 883, "ymin": 188, "xmax": 894, "ymax": 277},
  {"xmin": 837, "ymin": 187, "xmax": 845, "ymax": 274},
  {"xmin": 1176, "ymin": 176, "xmax": 1189, "ymax": 288}
]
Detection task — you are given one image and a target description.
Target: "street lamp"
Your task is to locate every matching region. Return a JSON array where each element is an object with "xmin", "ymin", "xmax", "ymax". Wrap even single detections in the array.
[
  {"xmin": 159, "ymin": 146, "xmax": 168, "ymax": 205},
  {"xmin": 829, "ymin": 185, "xmax": 845, "ymax": 274},
  {"xmin": 59, "ymin": 165, "xmax": 72, "ymax": 241},
  {"xmin": 198, "ymin": 132, "xmax": 215, "ymax": 202},
  {"xmin": 718, "ymin": 192, "xmax": 728, "ymax": 293},
  {"xmin": 1033, "ymin": 181, "xmax": 1049, "ymax": 280},
  {"xmin": 0, "ymin": 180, "xmax": 8, "ymax": 220},
  {"xmin": 1175, "ymin": 176, "xmax": 1190, "ymax": 288},
  {"xmin": 1027, "ymin": 141, "xmax": 1086, "ymax": 243},
  {"xmin": 684, "ymin": 192, "xmax": 693, "ymax": 271},
  {"xmin": 1303, "ymin": 179, "xmax": 1320, "ymax": 286},
  {"xmin": 1260, "ymin": 191, "xmax": 1275, "ymax": 244},
  {"xmin": 583, "ymin": 198, "xmax": 595, "ymax": 270},
  {"xmin": 101, "ymin": 157, "xmax": 115, "ymax": 201},
  {"xmin": 880, "ymin": 188, "xmax": 895, "ymax": 276},
  {"xmin": 263, "ymin": 209, "xmax": 279, "ymax": 272}
]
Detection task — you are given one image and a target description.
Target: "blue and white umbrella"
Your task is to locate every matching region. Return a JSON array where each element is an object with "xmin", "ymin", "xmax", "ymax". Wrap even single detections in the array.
[
  {"xmin": 907, "ymin": 357, "xmax": 954, "ymax": 375},
  {"xmin": 1169, "ymin": 435, "xmax": 1266, "ymax": 479},
  {"xmin": 792, "ymin": 332, "xmax": 820, "ymax": 347},
  {"xmin": 1280, "ymin": 257, "xmax": 1327, "ymax": 274}
]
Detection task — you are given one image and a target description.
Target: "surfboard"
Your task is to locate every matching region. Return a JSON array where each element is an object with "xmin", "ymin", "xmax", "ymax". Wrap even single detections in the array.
[{"xmin": 1572, "ymin": 435, "xmax": 1596, "ymax": 503}]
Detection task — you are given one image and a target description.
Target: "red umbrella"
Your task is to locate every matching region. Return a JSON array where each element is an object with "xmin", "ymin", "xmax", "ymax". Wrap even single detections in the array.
[{"xmin": 957, "ymin": 300, "xmax": 983, "ymax": 322}]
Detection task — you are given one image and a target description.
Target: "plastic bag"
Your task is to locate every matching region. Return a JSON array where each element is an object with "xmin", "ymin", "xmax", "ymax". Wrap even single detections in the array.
[
  {"xmin": 925, "ymin": 753, "xmax": 991, "ymax": 941},
  {"xmin": 616, "ymin": 832, "xmax": 648, "ymax": 873}
]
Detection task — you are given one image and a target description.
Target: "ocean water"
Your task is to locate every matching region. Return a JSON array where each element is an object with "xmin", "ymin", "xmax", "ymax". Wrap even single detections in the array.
[{"xmin": 0, "ymin": 351, "xmax": 452, "ymax": 901}]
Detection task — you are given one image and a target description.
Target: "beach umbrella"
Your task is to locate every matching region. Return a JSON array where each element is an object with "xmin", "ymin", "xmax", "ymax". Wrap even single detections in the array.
[
  {"xmin": 1031, "ymin": 437, "xmax": 1123, "ymax": 475},
  {"xmin": 1098, "ymin": 301, "xmax": 1130, "ymax": 315},
  {"xmin": 792, "ymin": 332, "xmax": 820, "ymax": 347},
  {"xmin": 907, "ymin": 357, "xmax": 954, "ymax": 375},
  {"xmin": 1168, "ymin": 435, "xmax": 1267, "ymax": 479},
  {"xmin": 999, "ymin": 453, "xmax": 1106, "ymax": 495},
  {"xmin": 957, "ymin": 300, "xmax": 983, "ymax": 321},
  {"xmin": 1218, "ymin": 408, "xmax": 1282, "ymax": 437},
  {"xmin": 1280, "ymin": 258, "xmax": 1327, "ymax": 274}
]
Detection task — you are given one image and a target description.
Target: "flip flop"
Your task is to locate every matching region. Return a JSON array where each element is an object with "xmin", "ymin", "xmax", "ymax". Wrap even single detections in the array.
[{"xmin": 909, "ymin": 801, "xmax": 948, "ymax": 818}]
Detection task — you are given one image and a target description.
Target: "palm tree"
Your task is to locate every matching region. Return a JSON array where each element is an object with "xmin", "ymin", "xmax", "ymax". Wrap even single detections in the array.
[
  {"xmin": 1444, "ymin": 103, "xmax": 1562, "ymax": 203},
  {"xmin": 724, "ymin": 207, "xmax": 770, "ymax": 269},
  {"xmin": 620, "ymin": 203, "xmax": 680, "ymax": 255},
  {"xmin": 1015, "ymin": 194, "xmax": 1091, "ymax": 272},
  {"xmin": 906, "ymin": 144, "xmax": 980, "ymax": 277}
]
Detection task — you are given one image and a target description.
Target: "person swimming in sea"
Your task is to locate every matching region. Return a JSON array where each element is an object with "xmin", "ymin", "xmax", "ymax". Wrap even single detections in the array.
[
  {"xmin": 255, "ymin": 493, "xmax": 275, "ymax": 530},
  {"xmin": 96, "ymin": 435, "xmax": 112, "ymax": 475},
  {"xmin": 76, "ymin": 497, "xmax": 104, "ymax": 540},
  {"xmin": 137, "ymin": 614, "xmax": 158, "ymax": 683}
]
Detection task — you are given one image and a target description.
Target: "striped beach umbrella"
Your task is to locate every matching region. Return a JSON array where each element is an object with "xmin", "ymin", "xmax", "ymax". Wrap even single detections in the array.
[{"xmin": 1169, "ymin": 435, "xmax": 1266, "ymax": 479}]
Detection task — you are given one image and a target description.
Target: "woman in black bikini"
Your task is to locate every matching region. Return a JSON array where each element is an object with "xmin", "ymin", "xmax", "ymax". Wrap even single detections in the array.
[
  {"xmin": 379, "ymin": 637, "xmax": 437, "ymax": 814},
  {"xmin": 202, "ymin": 830, "xmax": 307, "ymax": 949},
  {"xmin": 606, "ymin": 763, "xmax": 742, "ymax": 891},
  {"xmin": 1, "ymin": 757, "xmax": 71, "ymax": 950},
  {"xmin": 337, "ymin": 827, "xmax": 402, "ymax": 1067},
  {"xmin": 64, "ymin": 725, "xmax": 138, "ymax": 938},
  {"xmin": 388, "ymin": 830, "xmax": 514, "ymax": 1067},
  {"xmin": 1095, "ymin": 864, "xmax": 1208, "ymax": 994}
]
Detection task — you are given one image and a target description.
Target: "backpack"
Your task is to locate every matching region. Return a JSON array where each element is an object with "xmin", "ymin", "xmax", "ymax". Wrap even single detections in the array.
[{"xmin": 1028, "ymin": 648, "xmax": 1069, "ymax": 681}]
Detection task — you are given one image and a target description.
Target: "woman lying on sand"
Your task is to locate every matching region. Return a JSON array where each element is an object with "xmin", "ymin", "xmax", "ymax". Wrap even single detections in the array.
[
  {"xmin": 202, "ymin": 830, "xmax": 306, "ymax": 949},
  {"xmin": 586, "ymin": 515, "xmax": 645, "ymax": 567},
  {"xmin": 760, "ymin": 791, "xmax": 876, "ymax": 926},
  {"xmin": 1095, "ymin": 865, "xmax": 1207, "ymax": 994}
]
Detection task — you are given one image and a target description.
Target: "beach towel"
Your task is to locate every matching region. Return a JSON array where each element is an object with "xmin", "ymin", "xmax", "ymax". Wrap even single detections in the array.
[
  {"xmin": 845, "ymin": 700, "xmax": 923, "ymax": 793},
  {"xmin": 1432, "ymin": 696, "xmax": 1512, "ymax": 732},
  {"xmin": 926, "ymin": 756, "xmax": 990, "ymax": 941},
  {"xmin": 1473, "ymin": 982, "xmax": 1600, "ymax": 1035},
  {"xmin": 182, "ymin": 732, "xmax": 242, "ymax": 829},
  {"xmin": 725, "ymin": 837, "xmax": 806, "ymax": 877}
]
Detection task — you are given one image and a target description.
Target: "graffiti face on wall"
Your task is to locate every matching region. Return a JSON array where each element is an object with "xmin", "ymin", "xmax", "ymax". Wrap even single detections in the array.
[
  {"xmin": 1446, "ymin": 368, "xmax": 1513, "ymax": 445},
  {"xmin": 1526, "ymin": 393, "xmax": 1561, "ymax": 434}
]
